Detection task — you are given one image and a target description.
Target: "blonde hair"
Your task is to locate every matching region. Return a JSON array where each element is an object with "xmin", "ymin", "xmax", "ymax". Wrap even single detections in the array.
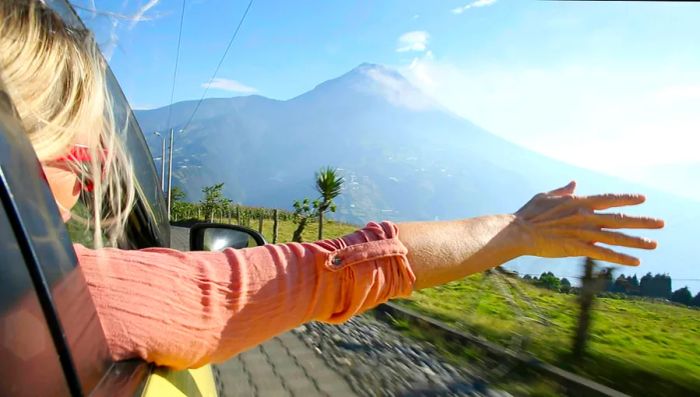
[{"xmin": 0, "ymin": 0, "xmax": 135, "ymax": 247}]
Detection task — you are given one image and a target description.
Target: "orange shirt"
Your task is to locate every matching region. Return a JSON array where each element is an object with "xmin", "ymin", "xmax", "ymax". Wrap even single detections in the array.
[{"xmin": 76, "ymin": 221, "xmax": 415, "ymax": 370}]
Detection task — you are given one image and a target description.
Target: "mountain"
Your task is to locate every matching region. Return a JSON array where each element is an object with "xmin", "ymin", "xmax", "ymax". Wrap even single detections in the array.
[{"xmin": 135, "ymin": 63, "xmax": 700, "ymax": 293}]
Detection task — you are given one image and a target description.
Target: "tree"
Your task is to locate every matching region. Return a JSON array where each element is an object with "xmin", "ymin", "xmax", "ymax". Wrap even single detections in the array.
[
  {"xmin": 611, "ymin": 273, "xmax": 642, "ymax": 295},
  {"xmin": 170, "ymin": 186, "xmax": 188, "ymax": 221},
  {"xmin": 290, "ymin": 167, "xmax": 344, "ymax": 242},
  {"xmin": 291, "ymin": 198, "xmax": 315, "ymax": 242},
  {"xmin": 200, "ymin": 183, "xmax": 231, "ymax": 222},
  {"xmin": 626, "ymin": 274, "xmax": 640, "ymax": 295},
  {"xmin": 538, "ymin": 272, "xmax": 561, "ymax": 291},
  {"xmin": 560, "ymin": 277, "xmax": 572, "ymax": 293},
  {"xmin": 315, "ymin": 167, "xmax": 344, "ymax": 240},
  {"xmin": 600, "ymin": 268, "xmax": 614, "ymax": 292},
  {"xmin": 640, "ymin": 273, "xmax": 672, "ymax": 299},
  {"xmin": 671, "ymin": 287, "xmax": 692, "ymax": 306},
  {"xmin": 630, "ymin": 274, "xmax": 640, "ymax": 288},
  {"xmin": 692, "ymin": 292, "xmax": 700, "ymax": 308},
  {"xmin": 656, "ymin": 274, "xmax": 672, "ymax": 299},
  {"xmin": 639, "ymin": 273, "xmax": 653, "ymax": 296}
]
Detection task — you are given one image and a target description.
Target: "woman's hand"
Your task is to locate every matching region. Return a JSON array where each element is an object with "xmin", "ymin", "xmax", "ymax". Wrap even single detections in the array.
[{"xmin": 514, "ymin": 181, "xmax": 664, "ymax": 266}]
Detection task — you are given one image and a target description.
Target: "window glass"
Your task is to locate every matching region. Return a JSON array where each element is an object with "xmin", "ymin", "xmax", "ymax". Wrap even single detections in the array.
[
  {"xmin": 0, "ymin": 192, "xmax": 71, "ymax": 397},
  {"xmin": 47, "ymin": 0, "xmax": 170, "ymax": 248},
  {"xmin": 0, "ymin": 71, "xmax": 111, "ymax": 394}
]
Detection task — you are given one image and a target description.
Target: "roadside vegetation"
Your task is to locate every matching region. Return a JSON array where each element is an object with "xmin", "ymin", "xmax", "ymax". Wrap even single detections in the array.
[
  {"xmin": 394, "ymin": 272, "xmax": 700, "ymax": 396},
  {"xmin": 171, "ymin": 201, "xmax": 356, "ymax": 244},
  {"xmin": 233, "ymin": 216, "xmax": 357, "ymax": 244}
]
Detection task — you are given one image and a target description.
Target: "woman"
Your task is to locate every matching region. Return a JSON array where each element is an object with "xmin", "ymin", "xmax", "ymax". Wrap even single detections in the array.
[{"xmin": 0, "ymin": 0, "xmax": 664, "ymax": 370}]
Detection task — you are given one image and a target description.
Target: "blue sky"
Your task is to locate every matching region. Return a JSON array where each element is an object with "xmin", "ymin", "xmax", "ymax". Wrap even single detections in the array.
[{"xmin": 75, "ymin": 0, "xmax": 700, "ymax": 200}]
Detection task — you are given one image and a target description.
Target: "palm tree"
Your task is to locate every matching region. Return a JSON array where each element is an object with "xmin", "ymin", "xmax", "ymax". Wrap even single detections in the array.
[{"xmin": 315, "ymin": 167, "xmax": 344, "ymax": 240}]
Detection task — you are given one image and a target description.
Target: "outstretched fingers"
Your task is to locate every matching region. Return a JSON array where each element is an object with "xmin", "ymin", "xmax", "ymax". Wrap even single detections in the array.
[
  {"xmin": 576, "ymin": 193, "xmax": 646, "ymax": 210},
  {"xmin": 556, "ymin": 228, "xmax": 657, "ymax": 250},
  {"xmin": 567, "ymin": 241, "xmax": 640, "ymax": 266},
  {"xmin": 530, "ymin": 193, "xmax": 647, "ymax": 223},
  {"xmin": 542, "ymin": 213, "xmax": 665, "ymax": 229},
  {"xmin": 548, "ymin": 181, "xmax": 576, "ymax": 196}
]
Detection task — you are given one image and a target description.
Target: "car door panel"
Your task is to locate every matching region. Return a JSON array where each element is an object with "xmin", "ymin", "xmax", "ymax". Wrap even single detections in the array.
[{"xmin": 141, "ymin": 366, "xmax": 218, "ymax": 397}]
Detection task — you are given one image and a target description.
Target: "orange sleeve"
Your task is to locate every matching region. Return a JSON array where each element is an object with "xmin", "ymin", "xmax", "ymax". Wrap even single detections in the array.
[{"xmin": 76, "ymin": 221, "xmax": 415, "ymax": 370}]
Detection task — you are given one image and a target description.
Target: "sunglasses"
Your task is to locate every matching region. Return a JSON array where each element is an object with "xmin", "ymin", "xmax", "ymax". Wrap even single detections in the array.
[{"xmin": 49, "ymin": 144, "xmax": 108, "ymax": 192}]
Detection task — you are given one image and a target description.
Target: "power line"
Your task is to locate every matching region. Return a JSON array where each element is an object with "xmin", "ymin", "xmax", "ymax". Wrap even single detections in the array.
[
  {"xmin": 181, "ymin": 0, "xmax": 254, "ymax": 133},
  {"xmin": 165, "ymin": 0, "xmax": 187, "ymax": 130}
]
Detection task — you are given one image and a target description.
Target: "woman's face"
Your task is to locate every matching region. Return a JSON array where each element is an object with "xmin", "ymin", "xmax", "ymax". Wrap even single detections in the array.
[{"xmin": 41, "ymin": 163, "xmax": 81, "ymax": 222}]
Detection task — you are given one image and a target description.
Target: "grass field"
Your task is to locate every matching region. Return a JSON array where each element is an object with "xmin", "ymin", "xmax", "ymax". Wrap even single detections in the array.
[
  {"xmin": 395, "ymin": 273, "xmax": 700, "ymax": 396},
  {"xmin": 188, "ymin": 217, "xmax": 700, "ymax": 395},
  {"xmin": 215, "ymin": 216, "xmax": 360, "ymax": 243}
]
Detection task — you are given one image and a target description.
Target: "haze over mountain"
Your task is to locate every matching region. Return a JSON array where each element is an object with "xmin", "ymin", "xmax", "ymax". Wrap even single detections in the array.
[{"xmin": 135, "ymin": 63, "xmax": 699, "ymax": 293}]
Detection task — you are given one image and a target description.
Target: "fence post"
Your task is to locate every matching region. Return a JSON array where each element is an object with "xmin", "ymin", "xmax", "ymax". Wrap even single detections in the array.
[
  {"xmin": 236, "ymin": 206, "xmax": 241, "ymax": 225},
  {"xmin": 273, "ymin": 209, "xmax": 279, "ymax": 244},
  {"xmin": 228, "ymin": 208, "xmax": 231, "ymax": 224},
  {"xmin": 573, "ymin": 258, "xmax": 607, "ymax": 359},
  {"xmin": 258, "ymin": 213, "xmax": 264, "ymax": 233}
]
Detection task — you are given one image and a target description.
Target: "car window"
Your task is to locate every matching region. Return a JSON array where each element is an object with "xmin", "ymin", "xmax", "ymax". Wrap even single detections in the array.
[
  {"xmin": 0, "ymin": 194, "xmax": 72, "ymax": 397},
  {"xmin": 0, "ymin": 73, "xmax": 131, "ymax": 395},
  {"xmin": 47, "ymin": 0, "xmax": 170, "ymax": 249}
]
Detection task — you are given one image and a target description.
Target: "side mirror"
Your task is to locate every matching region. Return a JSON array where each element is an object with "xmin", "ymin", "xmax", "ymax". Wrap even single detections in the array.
[{"xmin": 189, "ymin": 223, "xmax": 267, "ymax": 251}]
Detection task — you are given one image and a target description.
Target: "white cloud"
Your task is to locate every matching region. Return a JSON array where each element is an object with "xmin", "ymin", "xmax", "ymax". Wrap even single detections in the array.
[
  {"xmin": 399, "ymin": 55, "xmax": 700, "ymax": 198},
  {"xmin": 396, "ymin": 31, "xmax": 429, "ymax": 53},
  {"xmin": 201, "ymin": 78, "xmax": 258, "ymax": 93},
  {"xmin": 451, "ymin": 0, "xmax": 498, "ymax": 14},
  {"xmin": 362, "ymin": 66, "xmax": 435, "ymax": 111},
  {"xmin": 653, "ymin": 84, "xmax": 700, "ymax": 103}
]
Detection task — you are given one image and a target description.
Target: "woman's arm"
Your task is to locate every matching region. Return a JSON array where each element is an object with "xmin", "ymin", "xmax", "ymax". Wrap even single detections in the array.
[
  {"xmin": 78, "ymin": 181, "xmax": 663, "ymax": 369},
  {"xmin": 399, "ymin": 181, "xmax": 665, "ymax": 290},
  {"xmin": 77, "ymin": 222, "xmax": 415, "ymax": 369}
]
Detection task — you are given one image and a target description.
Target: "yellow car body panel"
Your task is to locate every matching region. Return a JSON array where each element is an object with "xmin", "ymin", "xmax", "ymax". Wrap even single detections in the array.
[{"xmin": 141, "ymin": 365, "xmax": 218, "ymax": 397}]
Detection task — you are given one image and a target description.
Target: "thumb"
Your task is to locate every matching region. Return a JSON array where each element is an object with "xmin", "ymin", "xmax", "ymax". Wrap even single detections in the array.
[{"xmin": 548, "ymin": 180, "xmax": 576, "ymax": 196}]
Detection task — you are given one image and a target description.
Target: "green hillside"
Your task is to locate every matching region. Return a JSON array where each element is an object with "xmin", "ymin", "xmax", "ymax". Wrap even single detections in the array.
[{"xmin": 395, "ymin": 274, "xmax": 700, "ymax": 396}]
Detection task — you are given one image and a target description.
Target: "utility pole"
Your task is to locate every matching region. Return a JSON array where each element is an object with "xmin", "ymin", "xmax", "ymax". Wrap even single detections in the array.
[
  {"xmin": 154, "ymin": 131, "xmax": 166, "ymax": 191},
  {"xmin": 166, "ymin": 128, "xmax": 175, "ymax": 219}
]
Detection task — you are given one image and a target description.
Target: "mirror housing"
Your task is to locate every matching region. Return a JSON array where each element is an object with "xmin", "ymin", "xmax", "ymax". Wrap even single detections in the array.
[{"xmin": 189, "ymin": 223, "xmax": 267, "ymax": 251}]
